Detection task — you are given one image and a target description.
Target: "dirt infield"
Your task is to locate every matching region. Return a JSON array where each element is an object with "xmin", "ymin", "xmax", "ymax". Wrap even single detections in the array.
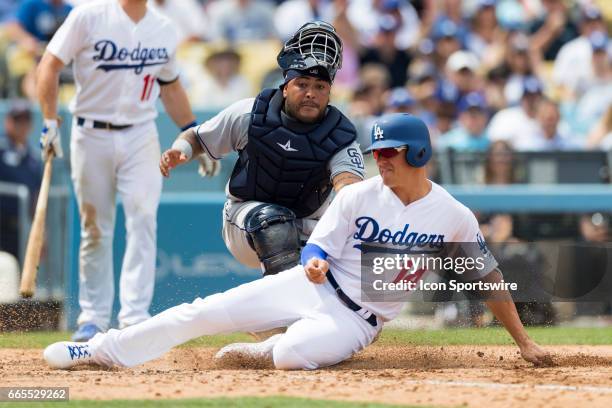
[{"xmin": 2, "ymin": 345, "xmax": 612, "ymax": 407}]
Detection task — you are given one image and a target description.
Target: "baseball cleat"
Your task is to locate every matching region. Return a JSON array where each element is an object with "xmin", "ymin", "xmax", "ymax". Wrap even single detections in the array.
[
  {"xmin": 72, "ymin": 323, "xmax": 102, "ymax": 342},
  {"xmin": 214, "ymin": 334, "xmax": 282, "ymax": 367},
  {"xmin": 43, "ymin": 341, "xmax": 95, "ymax": 369}
]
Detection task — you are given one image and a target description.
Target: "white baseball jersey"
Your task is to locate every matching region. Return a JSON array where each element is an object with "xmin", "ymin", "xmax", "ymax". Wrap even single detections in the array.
[
  {"xmin": 308, "ymin": 176, "xmax": 497, "ymax": 321},
  {"xmin": 47, "ymin": 0, "xmax": 180, "ymax": 125}
]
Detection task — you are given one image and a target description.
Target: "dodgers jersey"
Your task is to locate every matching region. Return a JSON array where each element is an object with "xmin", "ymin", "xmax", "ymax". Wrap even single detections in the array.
[
  {"xmin": 307, "ymin": 176, "xmax": 497, "ymax": 321},
  {"xmin": 47, "ymin": 0, "xmax": 180, "ymax": 125}
]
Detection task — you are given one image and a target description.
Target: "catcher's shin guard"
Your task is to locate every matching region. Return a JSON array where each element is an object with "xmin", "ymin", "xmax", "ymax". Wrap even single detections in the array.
[{"xmin": 244, "ymin": 204, "xmax": 301, "ymax": 276}]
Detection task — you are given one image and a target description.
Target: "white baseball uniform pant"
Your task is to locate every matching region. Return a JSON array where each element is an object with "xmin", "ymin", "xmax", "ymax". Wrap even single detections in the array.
[
  {"xmin": 89, "ymin": 265, "xmax": 381, "ymax": 370},
  {"xmin": 70, "ymin": 120, "xmax": 162, "ymax": 330},
  {"xmin": 222, "ymin": 200, "xmax": 319, "ymax": 271}
]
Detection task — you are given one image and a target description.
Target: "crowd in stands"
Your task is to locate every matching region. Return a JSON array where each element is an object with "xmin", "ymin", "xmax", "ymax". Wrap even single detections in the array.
[
  {"xmin": 0, "ymin": 0, "xmax": 610, "ymax": 154},
  {"xmin": 0, "ymin": 0, "xmax": 610, "ymax": 324}
]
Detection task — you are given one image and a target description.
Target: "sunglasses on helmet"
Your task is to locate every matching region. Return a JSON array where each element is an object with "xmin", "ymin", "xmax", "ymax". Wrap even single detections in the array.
[{"xmin": 372, "ymin": 146, "xmax": 407, "ymax": 160}]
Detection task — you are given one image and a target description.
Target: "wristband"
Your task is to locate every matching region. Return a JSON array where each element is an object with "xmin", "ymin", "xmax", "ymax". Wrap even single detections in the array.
[
  {"xmin": 171, "ymin": 138, "xmax": 193, "ymax": 160},
  {"xmin": 44, "ymin": 118, "xmax": 58, "ymax": 128},
  {"xmin": 180, "ymin": 121, "xmax": 197, "ymax": 132},
  {"xmin": 301, "ymin": 243, "xmax": 328, "ymax": 265}
]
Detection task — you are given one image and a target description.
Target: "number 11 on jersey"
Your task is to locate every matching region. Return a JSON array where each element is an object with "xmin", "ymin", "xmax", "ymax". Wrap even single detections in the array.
[{"xmin": 141, "ymin": 74, "xmax": 156, "ymax": 101}]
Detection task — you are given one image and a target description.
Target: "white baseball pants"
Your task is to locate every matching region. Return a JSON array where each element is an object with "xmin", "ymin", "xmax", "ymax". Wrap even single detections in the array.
[
  {"xmin": 70, "ymin": 120, "xmax": 162, "ymax": 330},
  {"xmin": 89, "ymin": 266, "xmax": 381, "ymax": 370}
]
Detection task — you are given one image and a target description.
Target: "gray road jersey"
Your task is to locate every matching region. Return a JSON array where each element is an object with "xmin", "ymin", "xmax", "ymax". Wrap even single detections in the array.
[{"xmin": 193, "ymin": 97, "xmax": 366, "ymax": 217}]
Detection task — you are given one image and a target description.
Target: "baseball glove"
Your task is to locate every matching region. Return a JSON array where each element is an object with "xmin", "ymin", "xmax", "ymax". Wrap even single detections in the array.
[{"xmin": 196, "ymin": 152, "xmax": 221, "ymax": 177}]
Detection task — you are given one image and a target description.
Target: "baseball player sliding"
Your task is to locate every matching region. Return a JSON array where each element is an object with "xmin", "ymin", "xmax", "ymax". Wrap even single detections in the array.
[
  {"xmin": 37, "ymin": 0, "xmax": 197, "ymax": 341},
  {"xmin": 44, "ymin": 114, "xmax": 552, "ymax": 370},
  {"xmin": 160, "ymin": 21, "xmax": 365, "ymax": 277}
]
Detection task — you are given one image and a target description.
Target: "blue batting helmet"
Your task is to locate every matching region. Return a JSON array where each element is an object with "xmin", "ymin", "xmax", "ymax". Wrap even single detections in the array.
[{"xmin": 365, "ymin": 113, "xmax": 432, "ymax": 167}]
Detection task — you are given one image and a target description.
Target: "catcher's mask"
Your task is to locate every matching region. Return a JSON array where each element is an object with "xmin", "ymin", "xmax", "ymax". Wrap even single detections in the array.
[{"xmin": 277, "ymin": 21, "xmax": 343, "ymax": 83}]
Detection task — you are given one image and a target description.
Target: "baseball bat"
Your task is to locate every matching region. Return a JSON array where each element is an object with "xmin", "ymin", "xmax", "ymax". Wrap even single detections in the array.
[{"xmin": 19, "ymin": 153, "xmax": 54, "ymax": 298}]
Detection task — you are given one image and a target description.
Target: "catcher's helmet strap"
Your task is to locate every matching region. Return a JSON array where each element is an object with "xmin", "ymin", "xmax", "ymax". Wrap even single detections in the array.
[{"xmin": 282, "ymin": 68, "xmax": 331, "ymax": 85}]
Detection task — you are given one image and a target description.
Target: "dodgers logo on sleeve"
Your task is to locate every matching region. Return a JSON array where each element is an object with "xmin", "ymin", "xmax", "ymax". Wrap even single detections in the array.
[{"xmin": 476, "ymin": 232, "xmax": 489, "ymax": 255}]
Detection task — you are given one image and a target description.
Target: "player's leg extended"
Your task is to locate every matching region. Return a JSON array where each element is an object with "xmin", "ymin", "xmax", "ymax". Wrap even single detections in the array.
[
  {"xmin": 262, "ymin": 284, "xmax": 380, "ymax": 370},
  {"xmin": 45, "ymin": 266, "xmax": 320, "ymax": 368},
  {"xmin": 215, "ymin": 281, "xmax": 380, "ymax": 370},
  {"xmin": 115, "ymin": 122, "xmax": 162, "ymax": 328},
  {"xmin": 70, "ymin": 123, "xmax": 118, "ymax": 333}
]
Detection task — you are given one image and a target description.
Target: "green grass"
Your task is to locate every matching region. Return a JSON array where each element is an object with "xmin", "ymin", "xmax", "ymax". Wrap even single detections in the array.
[
  {"xmin": 1, "ymin": 326, "xmax": 611, "ymax": 349},
  {"xmin": 378, "ymin": 326, "xmax": 612, "ymax": 346},
  {"xmin": 0, "ymin": 397, "xmax": 425, "ymax": 408},
  {"xmin": 0, "ymin": 332, "xmax": 253, "ymax": 349}
]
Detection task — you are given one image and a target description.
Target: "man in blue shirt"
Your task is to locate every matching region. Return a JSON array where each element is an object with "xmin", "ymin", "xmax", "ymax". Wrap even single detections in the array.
[
  {"xmin": 16, "ymin": 0, "xmax": 72, "ymax": 42},
  {"xmin": 438, "ymin": 92, "xmax": 490, "ymax": 152},
  {"xmin": 0, "ymin": 101, "xmax": 41, "ymax": 262},
  {"xmin": 4, "ymin": 0, "xmax": 71, "ymax": 57}
]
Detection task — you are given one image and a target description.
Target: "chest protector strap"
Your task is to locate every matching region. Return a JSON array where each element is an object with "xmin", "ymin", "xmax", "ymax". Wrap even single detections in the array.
[{"xmin": 229, "ymin": 88, "xmax": 356, "ymax": 218}]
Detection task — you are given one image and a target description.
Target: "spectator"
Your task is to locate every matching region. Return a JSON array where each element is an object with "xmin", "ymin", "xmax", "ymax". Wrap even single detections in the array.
[
  {"xmin": 359, "ymin": 63, "xmax": 391, "ymax": 114},
  {"xmin": 428, "ymin": 80, "xmax": 459, "ymax": 143},
  {"xmin": 360, "ymin": 14, "xmax": 412, "ymax": 88},
  {"xmin": 330, "ymin": 0, "xmax": 361, "ymax": 90},
  {"xmin": 445, "ymin": 50, "xmax": 481, "ymax": 96},
  {"xmin": 0, "ymin": 101, "xmax": 41, "ymax": 262},
  {"xmin": 384, "ymin": 87, "xmax": 416, "ymax": 114},
  {"xmin": 149, "ymin": 0, "xmax": 208, "ymax": 44},
  {"xmin": 483, "ymin": 65, "xmax": 508, "ymax": 112},
  {"xmin": 527, "ymin": 98, "xmax": 577, "ymax": 151},
  {"xmin": 208, "ymin": 0, "xmax": 276, "ymax": 42},
  {"xmin": 189, "ymin": 48, "xmax": 252, "ymax": 110},
  {"xmin": 438, "ymin": 92, "xmax": 490, "ymax": 152},
  {"xmin": 570, "ymin": 32, "xmax": 612, "ymax": 135},
  {"xmin": 580, "ymin": 212, "xmax": 610, "ymax": 243},
  {"xmin": 552, "ymin": 6, "xmax": 608, "ymax": 101},
  {"xmin": 586, "ymin": 106, "xmax": 612, "ymax": 150},
  {"xmin": 500, "ymin": 32, "xmax": 537, "ymax": 106},
  {"xmin": 484, "ymin": 139, "xmax": 515, "ymax": 185},
  {"xmin": 4, "ymin": 0, "xmax": 72, "ymax": 55},
  {"xmin": 407, "ymin": 61, "xmax": 438, "ymax": 125},
  {"xmin": 430, "ymin": 19, "xmax": 462, "ymax": 71},
  {"xmin": 273, "ymin": 0, "xmax": 334, "ymax": 41},
  {"xmin": 428, "ymin": 0, "xmax": 469, "ymax": 43},
  {"xmin": 488, "ymin": 76, "xmax": 543, "ymax": 150},
  {"xmin": 466, "ymin": 0, "xmax": 505, "ymax": 68},
  {"xmin": 347, "ymin": 0, "xmax": 421, "ymax": 50},
  {"xmin": 0, "ymin": 1, "xmax": 20, "ymax": 23},
  {"xmin": 529, "ymin": 0, "xmax": 579, "ymax": 61},
  {"xmin": 495, "ymin": 0, "xmax": 531, "ymax": 32},
  {"xmin": 348, "ymin": 64, "xmax": 390, "ymax": 147}
]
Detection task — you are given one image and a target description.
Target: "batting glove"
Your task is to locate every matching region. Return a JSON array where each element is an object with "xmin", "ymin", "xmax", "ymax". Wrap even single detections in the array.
[
  {"xmin": 196, "ymin": 152, "xmax": 221, "ymax": 178},
  {"xmin": 40, "ymin": 119, "xmax": 63, "ymax": 161}
]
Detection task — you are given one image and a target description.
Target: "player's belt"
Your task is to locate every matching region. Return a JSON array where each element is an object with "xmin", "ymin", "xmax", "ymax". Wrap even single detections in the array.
[
  {"xmin": 326, "ymin": 271, "xmax": 378, "ymax": 327},
  {"xmin": 77, "ymin": 117, "xmax": 133, "ymax": 130}
]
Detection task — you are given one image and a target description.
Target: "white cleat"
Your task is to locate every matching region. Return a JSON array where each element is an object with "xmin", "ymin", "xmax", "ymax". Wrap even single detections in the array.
[
  {"xmin": 214, "ymin": 334, "xmax": 282, "ymax": 367},
  {"xmin": 43, "ymin": 341, "xmax": 95, "ymax": 369}
]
